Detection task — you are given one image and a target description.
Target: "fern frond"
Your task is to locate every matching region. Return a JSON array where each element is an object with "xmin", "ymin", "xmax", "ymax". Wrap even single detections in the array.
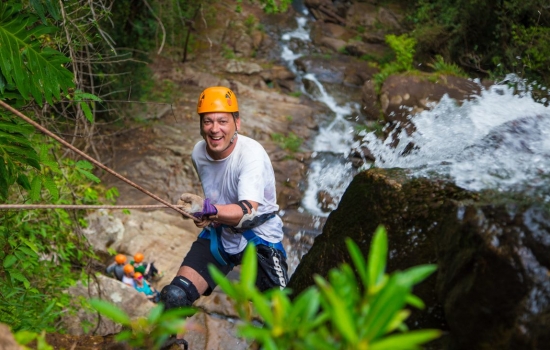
[{"xmin": 0, "ymin": 3, "xmax": 74, "ymax": 106}]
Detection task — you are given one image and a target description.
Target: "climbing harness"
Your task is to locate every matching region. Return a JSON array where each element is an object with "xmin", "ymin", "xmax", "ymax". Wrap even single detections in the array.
[
  {"xmin": 0, "ymin": 100, "xmax": 199, "ymax": 221},
  {"xmin": 198, "ymin": 225, "xmax": 286, "ymax": 267}
]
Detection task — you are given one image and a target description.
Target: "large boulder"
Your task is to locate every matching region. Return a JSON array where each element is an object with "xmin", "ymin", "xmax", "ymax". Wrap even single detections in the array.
[
  {"xmin": 377, "ymin": 74, "xmax": 483, "ymax": 125},
  {"xmin": 288, "ymin": 168, "xmax": 550, "ymax": 350},
  {"xmin": 62, "ymin": 274, "xmax": 155, "ymax": 336}
]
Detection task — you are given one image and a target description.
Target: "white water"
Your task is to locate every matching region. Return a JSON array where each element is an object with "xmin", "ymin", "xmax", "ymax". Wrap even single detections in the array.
[{"xmin": 362, "ymin": 75, "xmax": 550, "ymax": 195}]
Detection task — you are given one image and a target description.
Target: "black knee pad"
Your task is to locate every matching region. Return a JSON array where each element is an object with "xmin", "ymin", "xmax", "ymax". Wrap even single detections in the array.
[{"xmin": 160, "ymin": 276, "xmax": 200, "ymax": 310}]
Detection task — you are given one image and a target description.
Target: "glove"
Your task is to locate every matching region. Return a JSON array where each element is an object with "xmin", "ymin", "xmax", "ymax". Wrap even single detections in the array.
[{"xmin": 177, "ymin": 193, "xmax": 218, "ymax": 220}]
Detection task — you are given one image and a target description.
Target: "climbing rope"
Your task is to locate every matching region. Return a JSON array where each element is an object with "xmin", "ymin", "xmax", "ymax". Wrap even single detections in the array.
[
  {"xmin": 1, "ymin": 204, "xmax": 188, "ymax": 210},
  {"xmin": 0, "ymin": 100, "xmax": 199, "ymax": 222}
]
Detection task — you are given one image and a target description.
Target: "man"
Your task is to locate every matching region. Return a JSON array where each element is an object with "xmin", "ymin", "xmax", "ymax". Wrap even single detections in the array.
[
  {"xmin": 160, "ymin": 86, "xmax": 288, "ymax": 311},
  {"xmin": 105, "ymin": 254, "xmax": 126, "ymax": 281}
]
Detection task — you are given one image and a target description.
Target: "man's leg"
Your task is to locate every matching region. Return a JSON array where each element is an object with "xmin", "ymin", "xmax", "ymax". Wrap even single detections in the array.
[{"xmin": 160, "ymin": 238, "xmax": 233, "ymax": 309}]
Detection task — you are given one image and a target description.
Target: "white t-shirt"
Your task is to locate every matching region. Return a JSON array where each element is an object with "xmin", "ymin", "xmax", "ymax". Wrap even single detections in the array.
[
  {"xmin": 192, "ymin": 135, "xmax": 283, "ymax": 254},
  {"xmin": 122, "ymin": 275, "xmax": 135, "ymax": 287}
]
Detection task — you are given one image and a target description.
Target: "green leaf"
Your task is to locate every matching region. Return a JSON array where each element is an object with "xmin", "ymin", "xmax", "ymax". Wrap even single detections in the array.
[
  {"xmin": 18, "ymin": 245, "xmax": 38, "ymax": 258},
  {"xmin": 79, "ymin": 101, "xmax": 94, "ymax": 123},
  {"xmin": 0, "ymin": 120, "xmax": 34, "ymax": 135},
  {"xmin": 29, "ymin": 0, "xmax": 47, "ymax": 23},
  {"xmin": 241, "ymin": 244, "xmax": 257, "ymax": 290},
  {"xmin": 147, "ymin": 304, "xmax": 164, "ymax": 324},
  {"xmin": 75, "ymin": 160, "xmax": 94, "ymax": 170},
  {"xmin": 0, "ymin": 156, "xmax": 8, "ymax": 199},
  {"xmin": 74, "ymin": 90, "xmax": 102, "ymax": 102},
  {"xmin": 77, "ymin": 168, "xmax": 101, "ymax": 183},
  {"xmin": 368, "ymin": 225, "xmax": 388, "ymax": 293},
  {"xmin": 3, "ymin": 254, "xmax": 17, "ymax": 268},
  {"xmin": 401, "ymin": 264, "xmax": 438, "ymax": 286},
  {"xmin": 0, "ymin": 5, "xmax": 74, "ymax": 105},
  {"xmin": 14, "ymin": 330, "xmax": 38, "ymax": 345},
  {"xmin": 314, "ymin": 275, "xmax": 358, "ymax": 344},
  {"xmin": 16, "ymin": 173, "xmax": 31, "ymax": 190},
  {"xmin": 9, "ymin": 270, "xmax": 30, "ymax": 288},
  {"xmin": 42, "ymin": 175, "xmax": 59, "ymax": 201},
  {"xmin": 30, "ymin": 175, "xmax": 42, "ymax": 201},
  {"xmin": 363, "ymin": 275, "xmax": 409, "ymax": 341},
  {"xmin": 345, "ymin": 238, "xmax": 369, "ymax": 289},
  {"xmin": 370, "ymin": 329, "xmax": 442, "ymax": 350},
  {"xmin": 405, "ymin": 294, "xmax": 425, "ymax": 310},
  {"xmin": 208, "ymin": 264, "xmax": 237, "ymax": 297},
  {"xmin": 89, "ymin": 299, "xmax": 131, "ymax": 325}
]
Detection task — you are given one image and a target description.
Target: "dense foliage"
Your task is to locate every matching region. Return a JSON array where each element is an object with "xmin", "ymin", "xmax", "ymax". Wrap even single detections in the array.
[{"xmin": 409, "ymin": 0, "xmax": 550, "ymax": 84}]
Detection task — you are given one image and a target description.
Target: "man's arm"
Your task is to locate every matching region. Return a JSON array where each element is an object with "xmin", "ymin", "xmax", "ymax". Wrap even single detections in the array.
[{"xmin": 211, "ymin": 201, "xmax": 258, "ymax": 226}]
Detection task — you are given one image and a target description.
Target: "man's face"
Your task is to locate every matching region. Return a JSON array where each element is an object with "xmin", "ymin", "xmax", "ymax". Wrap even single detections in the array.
[{"xmin": 201, "ymin": 112, "xmax": 240, "ymax": 160}]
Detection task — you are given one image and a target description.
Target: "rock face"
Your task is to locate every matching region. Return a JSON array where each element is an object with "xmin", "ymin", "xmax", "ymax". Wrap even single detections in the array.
[
  {"xmin": 288, "ymin": 168, "xmax": 550, "ymax": 350},
  {"xmin": 377, "ymin": 74, "xmax": 483, "ymax": 125},
  {"xmin": 63, "ymin": 274, "xmax": 155, "ymax": 336},
  {"xmin": 0, "ymin": 323, "xmax": 22, "ymax": 350}
]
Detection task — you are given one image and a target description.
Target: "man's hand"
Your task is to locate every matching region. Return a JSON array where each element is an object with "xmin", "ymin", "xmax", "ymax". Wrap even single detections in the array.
[{"xmin": 177, "ymin": 193, "xmax": 218, "ymax": 221}]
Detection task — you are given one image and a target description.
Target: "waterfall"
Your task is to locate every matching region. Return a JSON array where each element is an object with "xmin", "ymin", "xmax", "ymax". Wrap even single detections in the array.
[{"xmin": 280, "ymin": 13, "xmax": 550, "ymax": 212}]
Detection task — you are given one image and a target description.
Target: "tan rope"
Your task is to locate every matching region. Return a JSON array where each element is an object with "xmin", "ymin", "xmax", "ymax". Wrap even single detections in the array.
[
  {"xmin": 0, "ymin": 204, "xmax": 190, "ymax": 210},
  {"xmin": 0, "ymin": 100, "xmax": 199, "ymax": 221}
]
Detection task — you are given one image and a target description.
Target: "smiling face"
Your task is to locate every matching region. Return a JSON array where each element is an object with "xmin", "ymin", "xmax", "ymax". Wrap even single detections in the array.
[{"xmin": 201, "ymin": 112, "xmax": 240, "ymax": 160}]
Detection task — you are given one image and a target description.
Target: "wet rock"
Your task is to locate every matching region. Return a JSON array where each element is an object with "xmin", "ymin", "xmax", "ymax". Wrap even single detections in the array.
[
  {"xmin": 305, "ymin": 0, "xmax": 347, "ymax": 25},
  {"xmin": 361, "ymin": 79, "xmax": 380, "ymax": 120},
  {"xmin": 344, "ymin": 62, "xmax": 379, "ymax": 87},
  {"xmin": 345, "ymin": 40, "xmax": 389, "ymax": 60},
  {"xmin": 289, "ymin": 168, "xmax": 550, "ymax": 349},
  {"xmin": 379, "ymin": 74, "xmax": 483, "ymax": 126},
  {"xmin": 317, "ymin": 190, "xmax": 336, "ymax": 212},
  {"xmin": 320, "ymin": 37, "xmax": 348, "ymax": 52}
]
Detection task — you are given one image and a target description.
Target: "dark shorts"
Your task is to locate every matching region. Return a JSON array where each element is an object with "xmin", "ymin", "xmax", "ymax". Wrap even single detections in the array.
[{"xmin": 182, "ymin": 238, "xmax": 289, "ymax": 295}]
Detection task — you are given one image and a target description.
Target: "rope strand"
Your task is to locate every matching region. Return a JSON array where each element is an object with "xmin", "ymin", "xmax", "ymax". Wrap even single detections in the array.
[
  {"xmin": 0, "ymin": 204, "xmax": 190, "ymax": 210},
  {"xmin": 0, "ymin": 100, "xmax": 198, "ymax": 221}
]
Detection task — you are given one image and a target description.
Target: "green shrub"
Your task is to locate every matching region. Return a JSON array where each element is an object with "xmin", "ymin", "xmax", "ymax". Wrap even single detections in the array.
[
  {"xmin": 90, "ymin": 301, "xmax": 196, "ymax": 350},
  {"xmin": 428, "ymin": 55, "xmax": 467, "ymax": 77},
  {"xmin": 271, "ymin": 132, "xmax": 303, "ymax": 153},
  {"xmin": 372, "ymin": 34, "xmax": 419, "ymax": 93},
  {"xmin": 209, "ymin": 225, "xmax": 441, "ymax": 350}
]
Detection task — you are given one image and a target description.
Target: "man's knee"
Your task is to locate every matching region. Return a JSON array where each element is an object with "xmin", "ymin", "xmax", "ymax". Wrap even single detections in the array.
[{"xmin": 160, "ymin": 276, "xmax": 200, "ymax": 310}]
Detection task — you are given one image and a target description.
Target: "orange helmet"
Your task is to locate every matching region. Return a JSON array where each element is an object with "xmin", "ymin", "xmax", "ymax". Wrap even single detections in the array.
[
  {"xmin": 134, "ymin": 252, "xmax": 144, "ymax": 263},
  {"xmin": 123, "ymin": 264, "xmax": 134, "ymax": 274},
  {"xmin": 197, "ymin": 86, "xmax": 238, "ymax": 114},
  {"xmin": 134, "ymin": 272, "xmax": 143, "ymax": 280},
  {"xmin": 115, "ymin": 254, "xmax": 126, "ymax": 265}
]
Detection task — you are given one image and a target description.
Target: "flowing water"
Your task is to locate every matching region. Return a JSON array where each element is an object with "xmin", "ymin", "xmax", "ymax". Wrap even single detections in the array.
[
  {"xmin": 279, "ymin": 12, "xmax": 550, "ymax": 215},
  {"xmin": 280, "ymin": 13, "xmax": 362, "ymax": 217}
]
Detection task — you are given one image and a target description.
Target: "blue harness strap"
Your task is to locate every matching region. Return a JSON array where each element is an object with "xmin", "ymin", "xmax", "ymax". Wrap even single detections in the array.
[{"xmin": 199, "ymin": 226, "xmax": 287, "ymax": 266}]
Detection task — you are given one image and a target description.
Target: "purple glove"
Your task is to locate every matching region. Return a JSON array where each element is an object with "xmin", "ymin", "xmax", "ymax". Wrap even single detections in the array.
[{"xmin": 193, "ymin": 198, "xmax": 218, "ymax": 219}]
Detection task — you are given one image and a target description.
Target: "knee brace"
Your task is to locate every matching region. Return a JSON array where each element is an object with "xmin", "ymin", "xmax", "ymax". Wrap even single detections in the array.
[{"xmin": 160, "ymin": 276, "xmax": 200, "ymax": 311}]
